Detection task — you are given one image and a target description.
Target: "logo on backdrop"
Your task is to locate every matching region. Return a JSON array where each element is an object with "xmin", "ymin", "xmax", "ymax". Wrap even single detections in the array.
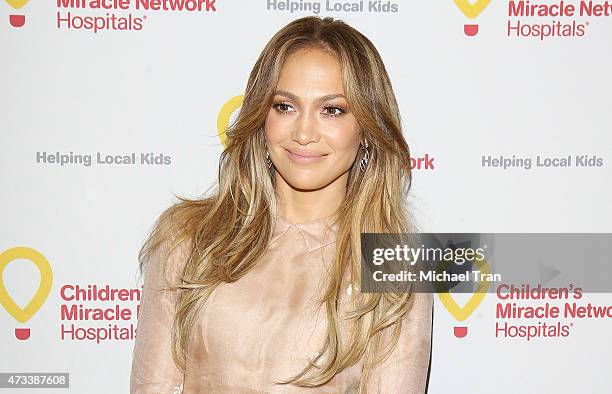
[
  {"xmin": 59, "ymin": 283, "xmax": 142, "ymax": 343},
  {"xmin": 455, "ymin": 0, "xmax": 612, "ymax": 40},
  {"xmin": 6, "ymin": 0, "xmax": 219, "ymax": 32},
  {"xmin": 0, "ymin": 246, "xmax": 53, "ymax": 340},
  {"xmin": 265, "ymin": 0, "xmax": 400, "ymax": 14},
  {"xmin": 4, "ymin": 0, "xmax": 30, "ymax": 27},
  {"xmin": 453, "ymin": 0, "xmax": 492, "ymax": 36},
  {"xmin": 438, "ymin": 256, "xmax": 491, "ymax": 338},
  {"xmin": 217, "ymin": 95, "xmax": 244, "ymax": 148},
  {"xmin": 55, "ymin": 0, "xmax": 218, "ymax": 33},
  {"xmin": 1, "ymin": 246, "xmax": 144, "ymax": 344},
  {"xmin": 34, "ymin": 151, "xmax": 173, "ymax": 167},
  {"xmin": 481, "ymin": 154, "xmax": 605, "ymax": 169}
]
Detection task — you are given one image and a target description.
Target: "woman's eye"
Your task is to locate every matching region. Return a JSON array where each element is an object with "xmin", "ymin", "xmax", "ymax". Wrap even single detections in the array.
[
  {"xmin": 323, "ymin": 105, "xmax": 345, "ymax": 117},
  {"xmin": 273, "ymin": 103, "xmax": 294, "ymax": 114},
  {"xmin": 273, "ymin": 102, "xmax": 345, "ymax": 117}
]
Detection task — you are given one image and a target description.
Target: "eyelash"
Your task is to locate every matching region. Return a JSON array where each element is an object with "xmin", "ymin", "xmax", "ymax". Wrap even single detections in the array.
[{"xmin": 272, "ymin": 101, "xmax": 346, "ymax": 118}]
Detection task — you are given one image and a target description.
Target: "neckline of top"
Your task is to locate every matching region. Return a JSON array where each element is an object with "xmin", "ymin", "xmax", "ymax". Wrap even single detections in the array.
[
  {"xmin": 271, "ymin": 211, "xmax": 339, "ymax": 252},
  {"xmin": 276, "ymin": 212, "xmax": 337, "ymax": 226}
]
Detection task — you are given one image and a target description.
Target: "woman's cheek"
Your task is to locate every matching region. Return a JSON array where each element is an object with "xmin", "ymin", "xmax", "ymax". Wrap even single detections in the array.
[
  {"xmin": 264, "ymin": 115, "xmax": 286, "ymax": 142},
  {"xmin": 326, "ymin": 125, "xmax": 360, "ymax": 151}
]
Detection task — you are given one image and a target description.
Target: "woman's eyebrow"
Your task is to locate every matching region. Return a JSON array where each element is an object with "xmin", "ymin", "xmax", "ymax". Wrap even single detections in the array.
[{"xmin": 274, "ymin": 90, "xmax": 346, "ymax": 104}]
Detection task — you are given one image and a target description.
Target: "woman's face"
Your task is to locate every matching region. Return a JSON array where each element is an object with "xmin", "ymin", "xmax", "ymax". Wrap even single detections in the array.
[{"xmin": 264, "ymin": 47, "xmax": 361, "ymax": 192}]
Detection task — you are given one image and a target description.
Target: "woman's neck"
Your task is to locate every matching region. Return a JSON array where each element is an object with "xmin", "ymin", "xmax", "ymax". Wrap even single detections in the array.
[{"xmin": 274, "ymin": 172, "xmax": 347, "ymax": 223}]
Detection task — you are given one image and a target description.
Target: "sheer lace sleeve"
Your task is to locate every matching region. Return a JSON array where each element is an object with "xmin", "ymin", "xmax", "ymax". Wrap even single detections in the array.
[
  {"xmin": 130, "ymin": 235, "xmax": 189, "ymax": 394},
  {"xmin": 366, "ymin": 292, "xmax": 433, "ymax": 393}
]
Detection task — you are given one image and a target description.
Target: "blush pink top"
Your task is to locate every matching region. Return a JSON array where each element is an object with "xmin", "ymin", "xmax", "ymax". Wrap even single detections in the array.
[{"xmin": 130, "ymin": 213, "xmax": 433, "ymax": 393}]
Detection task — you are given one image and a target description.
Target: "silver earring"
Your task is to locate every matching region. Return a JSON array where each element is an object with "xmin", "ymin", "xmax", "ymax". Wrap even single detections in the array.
[
  {"xmin": 265, "ymin": 149, "xmax": 273, "ymax": 169},
  {"xmin": 359, "ymin": 142, "xmax": 369, "ymax": 172}
]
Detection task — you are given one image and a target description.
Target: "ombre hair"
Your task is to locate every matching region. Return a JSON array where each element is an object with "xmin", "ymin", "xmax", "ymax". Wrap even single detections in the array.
[{"xmin": 138, "ymin": 15, "xmax": 416, "ymax": 392}]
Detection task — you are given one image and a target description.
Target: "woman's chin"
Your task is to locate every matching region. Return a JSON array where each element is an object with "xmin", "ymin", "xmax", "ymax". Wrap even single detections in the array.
[{"xmin": 276, "ymin": 173, "xmax": 331, "ymax": 191}]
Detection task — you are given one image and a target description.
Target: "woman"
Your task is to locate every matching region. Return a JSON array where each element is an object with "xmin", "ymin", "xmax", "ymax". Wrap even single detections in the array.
[{"xmin": 130, "ymin": 15, "xmax": 433, "ymax": 394}]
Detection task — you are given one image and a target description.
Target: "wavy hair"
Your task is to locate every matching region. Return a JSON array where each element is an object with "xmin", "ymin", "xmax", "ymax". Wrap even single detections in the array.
[{"xmin": 138, "ymin": 15, "xmax": 416, "ymax": 392}]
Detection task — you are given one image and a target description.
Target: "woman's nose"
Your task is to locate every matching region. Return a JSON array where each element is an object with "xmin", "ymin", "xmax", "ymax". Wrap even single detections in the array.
[{"xmin": 292, "ymin": 109, "xmax": 320, "ymax": 145}]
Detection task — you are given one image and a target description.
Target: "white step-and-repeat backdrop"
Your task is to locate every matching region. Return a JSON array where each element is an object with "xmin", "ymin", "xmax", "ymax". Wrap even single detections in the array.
[{"xmin": 2, "ymin": 0, "xmax": 611, "ymax": 392}]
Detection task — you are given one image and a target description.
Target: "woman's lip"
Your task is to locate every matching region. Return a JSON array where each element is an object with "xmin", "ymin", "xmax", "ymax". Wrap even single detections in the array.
[{"xmin": 284, "ymin": 148, "xmax": 328, "ymax": 163}]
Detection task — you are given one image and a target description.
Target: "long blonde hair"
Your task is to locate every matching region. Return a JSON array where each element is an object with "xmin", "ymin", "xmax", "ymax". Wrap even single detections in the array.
[{"xmin": 138, "ymin": 15, "xmax": 416, "ymax": 392}]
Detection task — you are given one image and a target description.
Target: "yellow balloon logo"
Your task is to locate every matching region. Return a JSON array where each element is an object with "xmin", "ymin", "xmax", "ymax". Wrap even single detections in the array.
[
  {"xmin": 437, "ymin": 256, "xmax": 491, "ymax": 338},
  {"xmin": 4, "ymin": 0, "xmax": 31, "ymax": 27},
  {"xmin": 217, "ymin": 95, "xmax": 243, "ymax": 148},
  {"xmin": 453, "ymin": 0, "xmax": 491, "ymax": 19},
  {"xmin": 4, "ymin": 0, "xmax": 30, "ymax": 8},
  {"xmin": 0, "ymin": 246, "xmax": 53, "ymax": 340},
  {"xmin": 453, "ymin": 0, "xmax": 492, "ymax": 36}
]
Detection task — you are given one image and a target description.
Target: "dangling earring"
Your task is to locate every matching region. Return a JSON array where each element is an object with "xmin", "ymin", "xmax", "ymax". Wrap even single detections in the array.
[
  {"xmin": 359, "ymin": 140, "xmax": 369, "ymax": 172},
  {"xmin": 265, "ymin": 149, "xmax": 273, "ymax": 169}
]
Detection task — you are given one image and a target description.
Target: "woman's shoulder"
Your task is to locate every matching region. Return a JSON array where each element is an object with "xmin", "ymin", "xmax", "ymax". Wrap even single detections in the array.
[
  {"xmin": 138, "ymin": 197, "xmax": 215, "ymax": 283},
  {"xmin": 153, "ymin": 197, "xmax": 215, "ymax": 241}
]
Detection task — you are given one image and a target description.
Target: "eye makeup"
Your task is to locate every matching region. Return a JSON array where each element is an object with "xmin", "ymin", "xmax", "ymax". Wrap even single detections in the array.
[{"xmin": 271, "ymin": 100, "xmax": 347, "ymax": 118}]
